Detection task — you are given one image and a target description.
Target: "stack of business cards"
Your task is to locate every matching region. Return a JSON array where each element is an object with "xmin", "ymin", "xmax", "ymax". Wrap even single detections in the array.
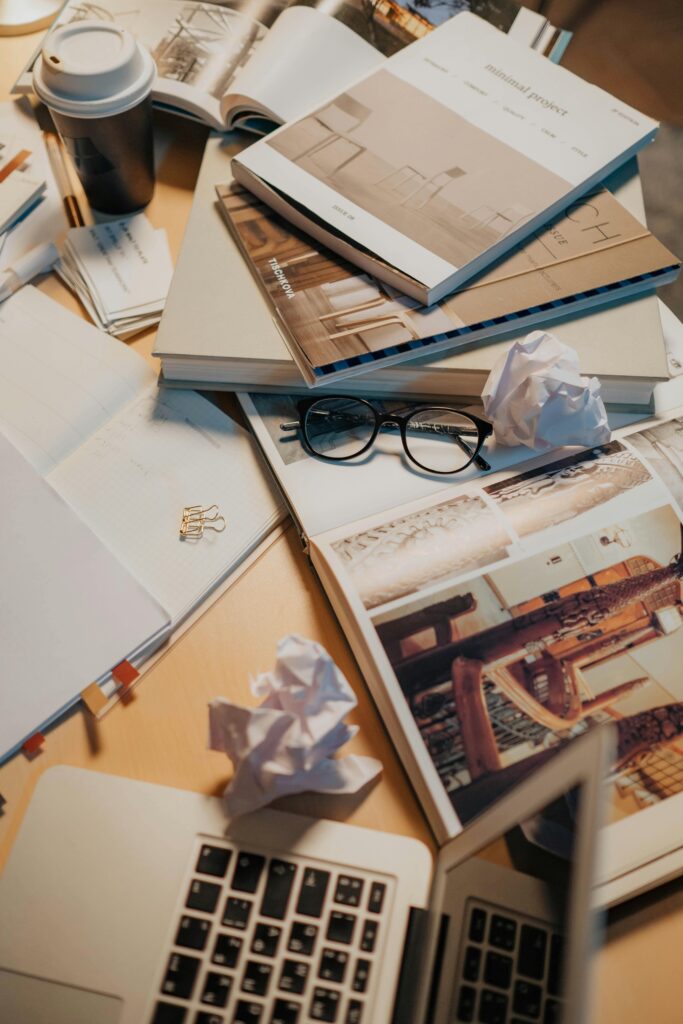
[{"xmin": 57, "ymin": 214, "xmax": 173, "ymax": 338}]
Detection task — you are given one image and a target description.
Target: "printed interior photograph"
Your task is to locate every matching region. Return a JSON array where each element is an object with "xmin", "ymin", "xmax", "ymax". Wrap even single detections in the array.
[
  {"xmin": 293, "ymin": 0, "xmax": 523, "ymax": 56},
  {"xmin": 628, "ymin": 417, "xmax": 683, "ymax": 512},
  {"xmin": 332, "ymin": 492, "xmax": 513, "ymax": 608},
  {"xmin": 370, "ymin": 502, "xmax": 683, "ymax": 826},
  {"xmin": 268, "ymin": 67, "xmax": 569, "ymax": 267},
  {"xmin": 485, "ymin": 442, "xmax": 652, "ymax": 538}
]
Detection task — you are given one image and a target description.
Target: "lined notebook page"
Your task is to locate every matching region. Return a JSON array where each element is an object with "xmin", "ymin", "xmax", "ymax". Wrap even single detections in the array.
[
  {"xmin": 49, "ymin": 388, "xmax": 284, "ymax": 624},
  {"xmin": 0, "ymin": 286, "xmax": 153, "ymax": 475},
  {"xmin": 0, "ymin": 434, "xmax": 170, "ymax": 762}
]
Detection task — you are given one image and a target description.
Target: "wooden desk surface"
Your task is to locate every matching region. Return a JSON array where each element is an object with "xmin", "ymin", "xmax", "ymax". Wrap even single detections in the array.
[{"xmin": 1, "ymin": 28, "xmax": 682, "ymax": 1024}]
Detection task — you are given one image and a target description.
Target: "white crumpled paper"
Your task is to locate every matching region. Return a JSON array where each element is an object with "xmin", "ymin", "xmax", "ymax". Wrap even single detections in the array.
[
  {"xmin": 482, "ymin": 330, "xmax": 610, "ymax": 451},
  {"xmin": 209, "ymin": 635, "xmax": 382, "ymax": 818}
]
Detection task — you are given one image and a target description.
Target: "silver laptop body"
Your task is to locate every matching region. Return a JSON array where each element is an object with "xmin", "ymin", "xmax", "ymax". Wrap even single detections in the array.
[{"xmin": 0, "ymin": 727, "xmax": 611, "ymax": 1024}]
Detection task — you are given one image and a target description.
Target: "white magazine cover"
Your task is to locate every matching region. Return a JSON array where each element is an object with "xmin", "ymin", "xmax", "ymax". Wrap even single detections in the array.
[{"xmin": 234, "ymin": 13, "xmax": 658, "ymax": 302}]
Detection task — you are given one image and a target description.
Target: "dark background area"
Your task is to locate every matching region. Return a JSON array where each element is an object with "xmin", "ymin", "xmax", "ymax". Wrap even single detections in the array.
[{"xmin": 528, "ymin": 0, "xmax": 683, "ymax": 317}]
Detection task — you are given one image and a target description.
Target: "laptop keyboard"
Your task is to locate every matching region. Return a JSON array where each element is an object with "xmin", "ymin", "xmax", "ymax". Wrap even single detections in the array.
[
  {"xmin": 149, "ymin": 835, "xmax": 393, "ymax": 1024},
  {"xmin": 454, "ymin": 900, "xmax": 565, "ymax": 1024}
]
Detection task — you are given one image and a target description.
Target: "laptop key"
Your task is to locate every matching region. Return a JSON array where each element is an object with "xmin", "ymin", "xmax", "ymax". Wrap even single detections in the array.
[
  {"xmin": 543, "ymin": 998, "xmax": 561, "ymax": 1023},
  {"xmin": 517, "ymin": 925, "xmax": 548, "ymax": 981},
  {"xmin": 201, "ymin": 971, "xmax": 233, "ymax": 1008},
  {"xmin": 288, "ymin": 921, "xmax": 318, "ymax": 956},
  {"xmin": 463, "ymin": 945, "xmax": 481, "ymax": 982},
  {"xmin": 351, "ymin": 959, "xmax": 371, "ymax": 994},
  {"xmin": 196, "ymin": 845, "xmax": 232, "ymax": 878},
  {"xmin": 242, "ymin": 961, "xmax": 273, "ymax": 997},
  {"xmin": 232, "ymin": 853, "xmax": 266, "ymax": 894},
  {"xmin": 468, "ymin": 907, "xmax": 487, "ymax": 944},
  {"xmin": 483, "ymin": 951, "xmax": 512, "ymax": 990},
  {"xmin": 195, "ymin": 1012, "xmax": 224, "ymax": 1024},
  {"xmin": 271, "ymin": 999, "xmax": 301, "ymax": 1024},
  {"xmin": 333, "ymin": 875, "xmax": 364, "ymax": 908},
  {"xmin": 360, "ymin": 920, "xmax": 378, "ymax": 953},
  {"xmin": 233, "ymin": 1001, "xmax": 263, "ymax": 1023},
  {"xmin": 187, "ymin": 879, "xmax": 221, "ymax": 914},
  {"xmin": 318, "ymin": 948, "xmax": 349, "ymax": 983},
  {"xmin": 212, "ymin": 933, "xmax": 243, "ymax": 969},
  {"xmin": 345, "ymin": 1001, "xmax": 364, "ymax": 1024},
  {"xmin": 478, "ymin": 988, "xmax": 508, "ymax": 1024},
  {"xmin": 161, "ymin": 953, "xmax": 201, "ymax": 1000},
  {"xmin": 310, "ymin": 986, "xmax": 341, "ymax": 1022},
  {"xmin": 488, "ymin": 914, "xmax": 517, "ymax": 952},
  {"xmin": 326, "ymin": 911, "xmax": 356, "ymax": 945},
  {"xmin": 175, "ymin": 915, "xmax": 211, "ymax": 952},
  {"xmin": 547, "ymin": 935, "xmax": 564, "ymax": 997},
  {"xmin": 223, "ymin": 897, "xmax": 253, "ymax": 930},
  {"xmin": 152, "ymin": 1002, "xmax": 187, "ymax": 1024},
  {"xmin": 251, "ymin": 923, "xmax": 282, "ymax": 958},
  {"xmin": 455, "ymin": 984, "xmax": 476, "ymax": 1022},
  {"xmin": 279, "ymin": 958, "xmax": 310, "ymax": 994},
  {"xmin": 296, "ymin": 869, "xmax": 330, "ymax": 918},
  {"xmin": 513, "ymin": 980, "xmax": 542, "ymax": 1019},
  {"xmin": 261, "ymin": 860, "xmax": 297, "ymax": 919},
  {"xmin": 367, "ymin": 882, "xmax": 386, "ymax": 915}
]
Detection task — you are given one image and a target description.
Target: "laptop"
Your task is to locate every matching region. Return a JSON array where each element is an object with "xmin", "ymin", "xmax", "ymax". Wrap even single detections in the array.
[{"xmin": 0, "ymin": 727, "xmax": 612, "ymax": 1024}]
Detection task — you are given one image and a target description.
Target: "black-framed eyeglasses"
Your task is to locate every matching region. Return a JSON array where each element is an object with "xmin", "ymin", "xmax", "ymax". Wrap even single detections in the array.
[{"xmin": 280, "ymin": 396, "xmax": 492, "ymax": 475}]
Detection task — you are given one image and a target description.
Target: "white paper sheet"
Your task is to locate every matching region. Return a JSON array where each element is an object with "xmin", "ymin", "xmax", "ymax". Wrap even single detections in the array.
[
  {"xmin": 209, "ymin": 635, "xmax": 382, "ymax": 817},
  {"xmin": 482, "ymin": 330, "xmax": 611, "ymax": 450},
  {"xmin": 0, "ymin": 434, "xmax": 170, "ymax": 761}
]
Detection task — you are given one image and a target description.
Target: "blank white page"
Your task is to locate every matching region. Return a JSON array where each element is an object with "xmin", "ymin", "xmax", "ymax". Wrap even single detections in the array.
[
  {"xmin": 0, "ymin": 434, "xmax": 170, "ymax": 762},
  {"xmin": 49, "ymin": 387, "xmax": 284, "ymax": 625},
  {"xmin": 0, "ymin": 286, "xmax": 153, "ymax": 475}
]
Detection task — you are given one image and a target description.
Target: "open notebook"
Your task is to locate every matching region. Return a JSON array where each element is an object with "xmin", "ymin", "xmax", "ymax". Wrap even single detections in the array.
[{"xmin": 0, "ymin": 287, "xmax": 284, "ymax": 761}]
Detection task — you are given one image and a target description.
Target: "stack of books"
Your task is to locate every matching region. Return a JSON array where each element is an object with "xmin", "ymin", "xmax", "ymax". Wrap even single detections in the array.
[{"xmin": 154, "ymin": 11, "xmax": 679, "ymax": 411}]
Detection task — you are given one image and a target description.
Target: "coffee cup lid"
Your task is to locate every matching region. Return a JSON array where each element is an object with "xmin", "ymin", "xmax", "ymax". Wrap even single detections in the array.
[{"xmin": 33, "ymin": 20, "xmax": 155, "ymax": 119}]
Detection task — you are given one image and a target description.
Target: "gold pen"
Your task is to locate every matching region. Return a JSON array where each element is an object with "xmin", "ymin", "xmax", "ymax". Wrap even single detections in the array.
[{"xmin": 43, "ymin": 130, "xmax": 85, "ymax": 228}]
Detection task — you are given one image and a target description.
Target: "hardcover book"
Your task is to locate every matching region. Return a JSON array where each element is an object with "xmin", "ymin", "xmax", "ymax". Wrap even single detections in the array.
[
  {"xmin": 233, "ymin": 13, "xmax": 659, "ymax": 303},
  {"xmin": 216, "ymin": 180, "xmax": 679, "ymax": 387},
  {"xmin": 154, "ymin": 138, "xmax": 672, "ymax": 411}
]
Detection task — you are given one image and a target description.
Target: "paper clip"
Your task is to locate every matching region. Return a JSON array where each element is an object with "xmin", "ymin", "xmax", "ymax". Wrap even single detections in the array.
[{"xmin": 180, "ymin": 504, "xmax": 226, "ymax": 539}]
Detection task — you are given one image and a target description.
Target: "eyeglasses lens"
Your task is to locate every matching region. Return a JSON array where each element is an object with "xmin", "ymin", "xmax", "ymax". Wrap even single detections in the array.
[
  {"xmin": 405, "ymin": 409, "xmax": 481, "ymax": 473},
  {"xmin": 304, "ymin": 398, "xmax": 376, "ymax": 459}
]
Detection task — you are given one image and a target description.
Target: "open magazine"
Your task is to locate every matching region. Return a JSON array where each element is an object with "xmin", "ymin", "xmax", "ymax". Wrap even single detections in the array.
[
  {"xmin": 14, "ymin": 0, "xmax": 571, "ymax": 133},
  {"xmin": 239, "ymin": 390, "xmax": 683, "ymax": 904}
]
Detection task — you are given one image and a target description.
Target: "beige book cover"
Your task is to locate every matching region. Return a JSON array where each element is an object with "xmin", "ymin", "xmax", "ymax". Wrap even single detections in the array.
[
  {"xmin": 154, "ymin": 137, "xmax": 671, "ymax": 408},
  {"xmin": 216, "ymin": 181, "xmax": 679, "ymax": 387}
]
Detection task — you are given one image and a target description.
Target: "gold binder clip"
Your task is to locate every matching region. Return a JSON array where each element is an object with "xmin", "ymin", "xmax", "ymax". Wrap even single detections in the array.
[{"xmin": 180, "ymin": 504, "xmax": 226, "ymax": 539}]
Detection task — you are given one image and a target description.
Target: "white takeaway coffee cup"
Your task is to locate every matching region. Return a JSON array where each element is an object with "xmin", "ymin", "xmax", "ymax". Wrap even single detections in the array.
[{"xmin": 33, "ymin": 20, "xmax": 156, "ymax": 213}]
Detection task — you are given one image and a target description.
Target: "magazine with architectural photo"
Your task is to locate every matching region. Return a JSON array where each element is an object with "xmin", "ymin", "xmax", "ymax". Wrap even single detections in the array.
[
  {"xmin": 14, "ymin": 0, "xmax": 569, "ymax": 133},
  {"xmin": 233, "ymin": 13, "xmax": 659, "ymax": 302},
  {"xmin": 236, "ymin": 390, "xmax": 683, "ymax": 901},
  {"xmin": 217, "ymin": 180, "xmax": 679, "ymax": 387}
]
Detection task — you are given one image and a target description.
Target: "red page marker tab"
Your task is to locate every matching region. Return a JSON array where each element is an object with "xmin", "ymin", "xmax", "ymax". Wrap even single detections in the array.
[
  {"xmin": 22, "ymin": 732, "xmax": 45, "ymax": 756},
  {"xmin": 112, "ymin": 660, "xmax": 139, "ymax": 689},
  {"xmin": 81, "ymin": 682, "xmax": 108, "ymax": 715}
]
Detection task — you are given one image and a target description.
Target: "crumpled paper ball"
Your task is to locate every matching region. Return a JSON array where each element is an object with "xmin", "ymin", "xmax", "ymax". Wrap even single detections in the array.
[
  {"xmin": 208, "ymin": 635, "xmax": 381, "ymax": 818},
  {"xmin": 482, "ymin": 330, "xmax": 611, "ymax": 451}
]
